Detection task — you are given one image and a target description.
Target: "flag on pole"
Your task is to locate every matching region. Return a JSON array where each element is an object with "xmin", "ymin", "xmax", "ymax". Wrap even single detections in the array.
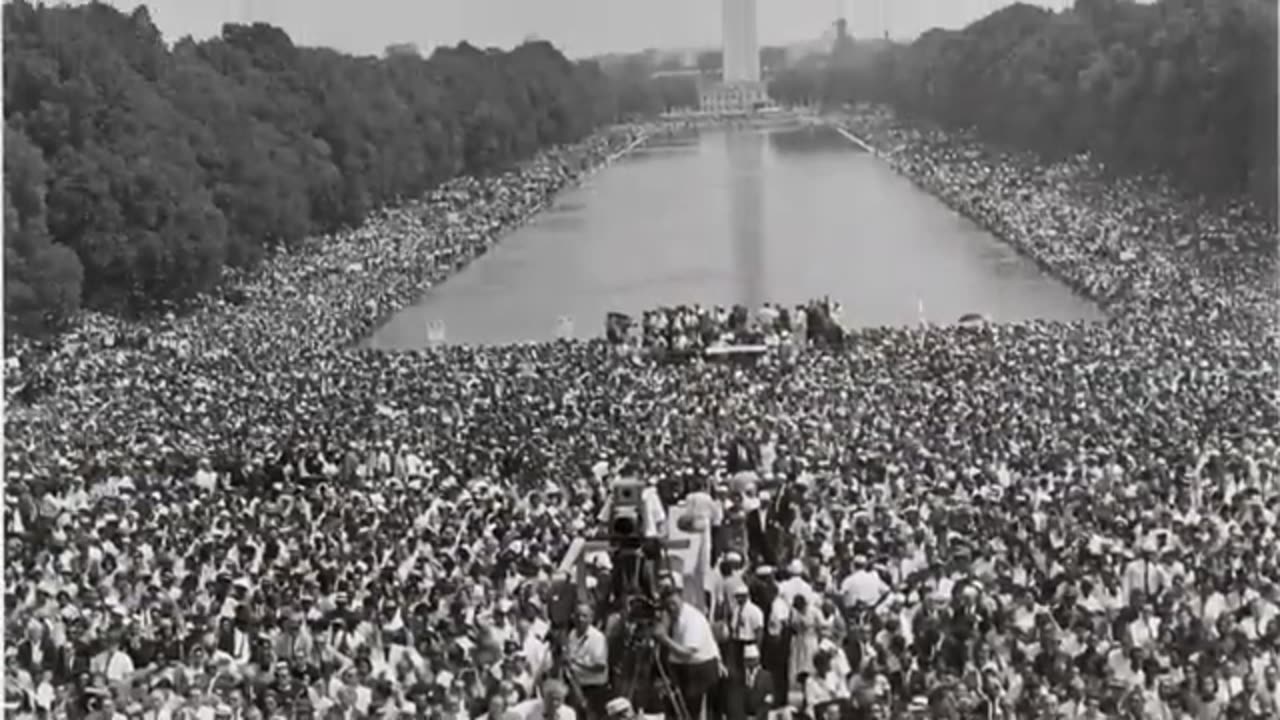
[{"xmin": 917, "ymin": 299, "xmax": 928, "ymax": 327}]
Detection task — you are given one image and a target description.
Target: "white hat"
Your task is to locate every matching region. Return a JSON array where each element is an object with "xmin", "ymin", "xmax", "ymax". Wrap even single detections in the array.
[
  {"xmin": 743, "ymin": 644, "xmax": 761, "ymax": 661},
  {"xmin": 605, "ymin": 698, "xmax": 633, "ymax": 716}
]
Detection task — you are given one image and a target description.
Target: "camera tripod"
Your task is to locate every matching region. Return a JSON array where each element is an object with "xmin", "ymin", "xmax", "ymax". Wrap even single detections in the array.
[{"xmin": 617, "ymin": 630, "xmax": 694, "ymax": 720}]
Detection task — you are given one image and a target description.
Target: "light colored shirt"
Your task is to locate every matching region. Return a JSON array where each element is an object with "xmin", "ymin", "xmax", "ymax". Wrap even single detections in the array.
[
  {"xmin": 768, "ymin": 597, "xmax": 790, "ymax": 636},
  {"xmin": 93, "ymin": 649, "xmax": 135, "ymax": 682},
  {"xmin": 669, "ymin": 602, "xmax": 720, "ymax": 665},
  {"xmin": 729, "ymin": 600, "xmax": 765, "ymax": 643},
  {"xmin": 512, "ymin": 700, "xmax": 576, "ymax": 720},
  {"xmin": 840, "ymin": 570, "xmax": 889, "ymax": 608},
  {"xmin": 193, "ymin": 469, "xmax": 219, "ymax": 492},
  {"xmin": 567, "ymin": 626, "xmax": 608, "ymax": 687},
  {"xmin": 1123, "ymin": 559, "xmax": 1169, "ymax": 599},
  {"xmin": 805, "ymin": 672, "xmax": 850, "ymax": 715},
  {"xmin": 641, "ymin": 486, "xmax": 666, "ymax": 538}
]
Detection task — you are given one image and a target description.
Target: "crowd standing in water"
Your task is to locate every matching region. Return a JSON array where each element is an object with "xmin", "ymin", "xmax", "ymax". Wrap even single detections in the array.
[{"xmin": 5, "ymin": 107, "xmax": 1280, "ymax": 720}]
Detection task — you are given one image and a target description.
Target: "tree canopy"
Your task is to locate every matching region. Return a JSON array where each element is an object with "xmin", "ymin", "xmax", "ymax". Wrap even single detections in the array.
[
  {"xmin": 771, "ymin": 0, "xmax": 1277, "ymax": 210},
  {"xmin": 3, "ymin": 1, "xmax": 628, "ymax": 335}
]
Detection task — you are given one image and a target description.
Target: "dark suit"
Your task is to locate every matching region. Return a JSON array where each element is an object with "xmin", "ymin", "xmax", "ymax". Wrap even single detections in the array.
[
  {"xmin": 723, "ymin": 666, "xmax": 775, "ymax": 720},
  {"xmin": 57, "ymin": 643, "xmax": 90, "ymax": 686},
  {"xmin": 124, "ymin": 637, "xmax": 161, "ymax": 669},
  {"xmin": 15, "ymin": 637, "xmax": 62, "ymax": 677},
  {"xmin": 745, "ymin": 509, "xmax": 774, "ymax": 566}
]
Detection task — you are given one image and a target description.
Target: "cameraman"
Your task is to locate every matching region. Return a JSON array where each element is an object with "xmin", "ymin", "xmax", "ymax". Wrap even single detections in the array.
[{"xmin": 654, "ymin": 578, "xmax": 723, "ymax": 719}]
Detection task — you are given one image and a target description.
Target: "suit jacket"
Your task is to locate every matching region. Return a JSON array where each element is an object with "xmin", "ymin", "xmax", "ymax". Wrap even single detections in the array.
[
  {"xmin": 15, "ymin": 637, "xmax": 61, "ymax": 677},
  {"xmin": 124, "ymin": 637, "xmax": 161, "ymax": 669},
  {"xmin": 272, "ymin": 630, "xmax": 314, "ymax": 664},
  {"xmin": 216, "ymin": 627, "xmax": 255, "ymax": 663},
  {"xmin": 724, "ymin": 667, "xmax": 776, "ymax": 720},
  {"xmin": 745, "ymin": 510, "xmax": 776, "ymax": 566},
  {"xmin": 57, "ymin": 642, "xmax": 91, "ymax": 685}
]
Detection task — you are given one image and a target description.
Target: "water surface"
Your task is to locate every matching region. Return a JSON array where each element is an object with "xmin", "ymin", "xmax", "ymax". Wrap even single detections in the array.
[{"xmin": 368, "ymin": 126, "xmax": 1100, "ymax": 347}]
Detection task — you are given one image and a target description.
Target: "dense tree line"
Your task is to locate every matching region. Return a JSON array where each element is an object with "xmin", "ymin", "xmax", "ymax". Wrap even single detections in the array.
[
  {"xmin": 771, "ymin": 0, "xmax": 1277, "ymax": 209},
  {"xmin": 597, "ymin": 55, "xmax": 699, "ymax": 116},
  {"xmin": 3, "ymin": 2, "xmax": 631, "ymax": 335}
]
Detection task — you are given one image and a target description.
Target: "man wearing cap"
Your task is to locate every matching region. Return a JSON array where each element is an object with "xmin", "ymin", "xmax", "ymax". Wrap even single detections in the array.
[
  {"xmin": 755, "ymin": 567, "xmax": 791, "ymax": 700},
  {"xmin": 724, "ymin": 644, "xmax": 774, "ymax": 720},
  {"xmin": 722, "ymin": 580, "xmax": 764, "ymax": 680}
]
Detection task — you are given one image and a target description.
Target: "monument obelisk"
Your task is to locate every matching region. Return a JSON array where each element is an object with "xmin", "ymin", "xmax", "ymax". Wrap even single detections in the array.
[
  {"xmin": 722, "ymin": 0, "xmax": 760, "ymax": 84},
  {"xmin": 700, "ymin": 0, "xmax": 768, "ymax": 113}
]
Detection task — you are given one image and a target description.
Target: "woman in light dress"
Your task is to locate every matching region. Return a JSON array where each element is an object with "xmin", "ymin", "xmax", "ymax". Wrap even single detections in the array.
[{"xmin": 787, "ymin": 594, "xmax": 823, "ymax": 688}]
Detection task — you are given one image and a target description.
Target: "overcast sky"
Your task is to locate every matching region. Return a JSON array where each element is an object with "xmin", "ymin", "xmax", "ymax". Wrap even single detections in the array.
[{"xmin": 94, "ymin": 0, "xmax": 1080, "ymax": 58}]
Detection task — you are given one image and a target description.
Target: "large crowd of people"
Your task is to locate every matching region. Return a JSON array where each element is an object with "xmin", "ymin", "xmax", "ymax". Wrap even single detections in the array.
[
  {"xmin": 5, "ymin": 106, "xmax": 1279, "ymax": 720},
  {"xmin": 604, "ymin": 299, "xmax": 845, "ymax": 355}
]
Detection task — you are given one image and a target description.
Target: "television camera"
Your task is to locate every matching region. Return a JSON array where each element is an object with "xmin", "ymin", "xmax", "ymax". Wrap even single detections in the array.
[{"xmin": 572, "ymin": 476, "xmax": 694, "ymax": 720}]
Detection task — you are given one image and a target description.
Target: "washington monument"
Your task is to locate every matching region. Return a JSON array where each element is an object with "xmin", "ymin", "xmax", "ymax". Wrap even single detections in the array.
[
  {"xmin": 701, "ymin": 0, "xmax": 766, "ymax": 112},
  {"xmin": 722, "ymin": 0, "xmax": 760, "ymax": 84}
]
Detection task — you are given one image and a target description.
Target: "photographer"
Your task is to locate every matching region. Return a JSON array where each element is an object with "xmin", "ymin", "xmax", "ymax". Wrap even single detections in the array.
[
  {"xmin": 654, "ymin": 579, "xmax": 723, "ymax": 719},
  {"xmin": 565, "ymin": 604, "xmax": 610, "ymax": 720}
]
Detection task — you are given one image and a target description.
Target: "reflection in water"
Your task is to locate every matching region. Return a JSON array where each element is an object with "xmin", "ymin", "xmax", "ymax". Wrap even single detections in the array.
[
  {"xmin": 728, "ymin": 131, "xmax": 765, "ymax": 309},
  {"xmin": 365, "ymin": 126, "xmax": 1100, "ymax": 349}
]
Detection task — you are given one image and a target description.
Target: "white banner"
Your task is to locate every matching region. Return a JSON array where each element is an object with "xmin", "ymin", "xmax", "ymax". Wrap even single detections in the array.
[
  {"xmin": 555, "ymin": 315, "xmax": 574, "ymax": 340},
  {"xmin": 426, "ymin": 321, "xmax": 447, "ymax": 345}
]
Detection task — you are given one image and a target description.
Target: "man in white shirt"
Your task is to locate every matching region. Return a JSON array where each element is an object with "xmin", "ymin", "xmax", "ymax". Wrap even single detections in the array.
[
  {"xmin": 519, "ymin": 615, "xmax": 552, "ymax": 685},
  {"xmin": 839, "ymin": 556, "xmax": 890, "ymax": 611},
  {"xmin": 641, "ymin": 478, "xmax": 667, "ymax": 539},
  {"xmin": 192, "ymin": 458, "xmax": 219, "ymax": 493},
  {"xmin": 566, "ymin": 604, "xmax": 609, "ymax": 720},
  {"xmin": 655, "ymin": 584, "xmax": 722, "ymax": 719},
  {"xmin": 513, "ymin": 679, "xmax": 577, "ymax": 720},
  {"xmin": 402, "ymin": 446, "xmax": 424, "ymax": 479},
  {"xmin": 725, "ymin": 581, "xmax": 765, "ymax": 679},
  {"xmin": 91, "ymin": 635, "xmax": 135, "ymax": 683},
  {"xmin": 778, "ymin": 560, "xmax": 816, "ymax": 607}
]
